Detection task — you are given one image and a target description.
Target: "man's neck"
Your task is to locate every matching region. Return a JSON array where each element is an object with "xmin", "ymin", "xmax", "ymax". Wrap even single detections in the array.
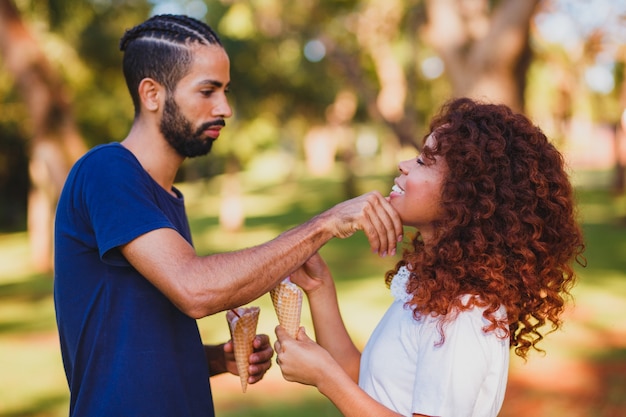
[{"xmin": 121, "ymin": 121, "xmax": 184, "ymax": 196}]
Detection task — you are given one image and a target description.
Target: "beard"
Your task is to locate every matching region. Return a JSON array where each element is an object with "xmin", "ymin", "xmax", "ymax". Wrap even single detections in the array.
[{"xmin": 159, "ymin": 95, "xmax": 225, "ymax": 158}]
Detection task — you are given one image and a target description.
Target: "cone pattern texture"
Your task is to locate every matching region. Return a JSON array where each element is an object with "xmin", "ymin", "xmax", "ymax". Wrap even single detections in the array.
[
  {"xmin": 270, "ymin": 278, "xmax": 303, "ymax": 338},
  {"xmin": 226, "ymin": 306, "xmax": 260, "ymax": 393}
]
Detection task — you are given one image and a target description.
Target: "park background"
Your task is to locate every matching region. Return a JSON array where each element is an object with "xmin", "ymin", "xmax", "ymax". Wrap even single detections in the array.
[{"xmin": 1, "ymin": 0, "xmax": 625, "ymax": 416}]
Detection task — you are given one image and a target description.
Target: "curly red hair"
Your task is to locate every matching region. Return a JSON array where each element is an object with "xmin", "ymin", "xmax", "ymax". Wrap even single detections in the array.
[{"xmin": 386, "ymin": 97, "xmax": 586, "ymax": 359}]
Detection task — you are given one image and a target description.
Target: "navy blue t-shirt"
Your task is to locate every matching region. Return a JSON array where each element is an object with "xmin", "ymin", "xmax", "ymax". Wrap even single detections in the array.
[{"xmin": 54, "ymin": 143, "xmax": 215, "ymax": 417}]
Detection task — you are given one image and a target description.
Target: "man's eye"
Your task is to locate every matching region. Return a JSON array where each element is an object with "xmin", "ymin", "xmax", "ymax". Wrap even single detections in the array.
[{"xmin": 201, "ymin": 90, "xmax": 214, "ymax": 97}]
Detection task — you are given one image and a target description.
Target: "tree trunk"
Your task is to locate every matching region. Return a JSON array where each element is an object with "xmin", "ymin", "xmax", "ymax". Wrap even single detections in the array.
[
  {"xmin": 0, "ymin": 0, "xmax": 87, "ymax": 272},
  {"xmin": 616, "ymin": 74, "xmax": 626, "ymax": 195},
  {"xmin": 324, "ymin": 0, "xmax": 421, "ymax": 151},
  {"xmin": 356, "ymin": 0, "xmax": 420, "ymax": 149},
  {"xmin": 424, "ymin": 0, "xmax": 539, "ymax": 112}
]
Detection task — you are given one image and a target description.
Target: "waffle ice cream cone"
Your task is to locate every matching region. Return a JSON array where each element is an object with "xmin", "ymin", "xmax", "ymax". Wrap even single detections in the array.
[
  {"xmin": 270, "ymin": 277, "xmax": 303, "ymax": 338},
  {"xmin": 226, "ymin": 306, "xmax": 260, "ymax": 393}
]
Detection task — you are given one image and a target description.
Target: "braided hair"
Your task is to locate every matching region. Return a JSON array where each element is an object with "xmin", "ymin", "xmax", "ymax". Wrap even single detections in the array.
[{"xmin": 119, "ymin": 14, "xmax": 223, "ymax": 116}]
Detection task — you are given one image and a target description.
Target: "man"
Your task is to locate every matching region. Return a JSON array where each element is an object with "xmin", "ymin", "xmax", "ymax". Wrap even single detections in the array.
[{"xmin": 54, "ymin": 14, "xmax": 402, "ymax": 417}]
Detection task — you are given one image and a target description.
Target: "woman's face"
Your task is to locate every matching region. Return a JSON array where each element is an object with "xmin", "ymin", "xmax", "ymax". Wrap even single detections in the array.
[{"xmin": 388, "ymin": 133, "xmax": 448, "ymax": 239}]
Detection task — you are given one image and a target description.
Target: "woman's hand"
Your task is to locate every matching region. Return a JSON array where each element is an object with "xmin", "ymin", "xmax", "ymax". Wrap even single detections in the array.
[
  {"xmin": 289, "ymin": 252, "xmax": 332, "ymax": 295},
  {"xmin": 274, "ymin": 325, "xmax": 339, "ymax": 387}
]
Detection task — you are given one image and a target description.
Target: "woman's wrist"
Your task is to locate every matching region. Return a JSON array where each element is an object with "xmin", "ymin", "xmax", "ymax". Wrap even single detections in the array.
[{"xmin": 305, "ymin": 280, "xmax": 336, "ymax": 304}]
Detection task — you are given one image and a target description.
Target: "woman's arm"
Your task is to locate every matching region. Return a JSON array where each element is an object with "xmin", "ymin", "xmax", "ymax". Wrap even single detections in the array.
[
  {"xmin": 275, "ymin": 326, "xmax": 427, "ymax": 417},
  {"xmin": 289, "ymin": 253, "xmax": 362, "ymax": 380}
]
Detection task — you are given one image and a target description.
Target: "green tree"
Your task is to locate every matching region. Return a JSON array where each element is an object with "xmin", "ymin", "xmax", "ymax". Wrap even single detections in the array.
[
  {"xmin": 423, "ymin": 0, "xmax": 539, "ymax": 112},
  {"xmin": 5, "ymin": 0, "xmax": 618, "ymax": 267},
  {"xmin": 0, "ymin": 0, "xmax": 86, "ymax": 271},
  {"xmin": 0, "ymin": 0, "xmax": 150, "ymax": 269}
]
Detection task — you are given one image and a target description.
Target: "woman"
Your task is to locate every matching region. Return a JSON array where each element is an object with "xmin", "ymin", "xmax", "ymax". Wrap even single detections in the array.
[{"xmin": 274, "ymin": 97, "xmax": 586, "ymax": 417}]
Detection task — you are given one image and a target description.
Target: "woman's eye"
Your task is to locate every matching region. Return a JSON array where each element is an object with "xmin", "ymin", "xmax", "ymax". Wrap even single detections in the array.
[{"xmin": 417, "ymin": 157, "xmax": 425, "ymax": 166}]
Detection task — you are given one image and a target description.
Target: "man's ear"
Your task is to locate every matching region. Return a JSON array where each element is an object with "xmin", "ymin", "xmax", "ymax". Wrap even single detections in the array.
[{"xmin": 138, "ymin": 78, "xmax": 163, "ymax": 113}]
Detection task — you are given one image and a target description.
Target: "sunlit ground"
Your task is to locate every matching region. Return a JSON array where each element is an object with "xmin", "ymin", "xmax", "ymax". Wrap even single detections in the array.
[{"xmin": 0, "ymin": 168, "xmax": 625, "ymax": 417}]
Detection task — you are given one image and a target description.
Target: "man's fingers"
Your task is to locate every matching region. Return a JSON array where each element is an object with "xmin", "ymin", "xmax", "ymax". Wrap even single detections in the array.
[
  {"xmin": 253, "ymin": 334, "xmax": 270, "ymax": 350},
  {"xmin": 377, "ymin": 195, "xmax": 403, "ymax": 255},
  {"xmin": 362, "ymin": 209, "xmax": 384, "ymax": 255},
  {"xmin": 380, "ymin": 197, "xmax": 403, "ymax": 253},
  {"xmin": 329, "ymin": 191, "xmax": 402, "ymax": 255},
  {"xmin": 362, "ymin": 193, "xmax": 402, "ymax": 256}
]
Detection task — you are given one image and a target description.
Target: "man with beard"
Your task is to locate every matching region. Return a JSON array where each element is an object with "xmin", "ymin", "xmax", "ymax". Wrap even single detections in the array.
[{"xmin": 53, "ymin": 14, "xmax": 403, "ymax": 417}]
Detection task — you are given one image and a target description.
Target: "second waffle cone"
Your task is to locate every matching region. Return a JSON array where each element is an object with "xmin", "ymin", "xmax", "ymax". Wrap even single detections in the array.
[{"xmin": 270, "ymin": 278, "xmax": 303, "ymax": 338}]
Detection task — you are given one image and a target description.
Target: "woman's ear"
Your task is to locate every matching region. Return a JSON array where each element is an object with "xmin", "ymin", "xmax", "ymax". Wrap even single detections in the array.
[{"xmin": 137, "ymin": 78, "xmax": 163, "ymax": 113}]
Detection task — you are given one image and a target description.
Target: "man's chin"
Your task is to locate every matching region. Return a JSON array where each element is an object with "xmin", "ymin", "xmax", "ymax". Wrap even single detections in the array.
[{"xmin": 180, "ymin": 140, "xmax": 214, "ymax": 158}]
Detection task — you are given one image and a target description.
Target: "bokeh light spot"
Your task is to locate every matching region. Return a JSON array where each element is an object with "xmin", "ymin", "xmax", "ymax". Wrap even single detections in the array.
[{"xmin": 304, "ymin": 39, "xmax": 326, "ymax": 63}]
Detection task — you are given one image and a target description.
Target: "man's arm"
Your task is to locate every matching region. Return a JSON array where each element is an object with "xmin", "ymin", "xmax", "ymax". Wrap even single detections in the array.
[{"xmin": 120, "ymin": 191, "xmax": 402, "ymax": 318}]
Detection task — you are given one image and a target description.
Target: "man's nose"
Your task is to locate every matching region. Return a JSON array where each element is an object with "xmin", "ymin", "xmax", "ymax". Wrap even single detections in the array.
[{"xmin": 214, "ymin": 96, "xmax": 233, "ymax": 119}]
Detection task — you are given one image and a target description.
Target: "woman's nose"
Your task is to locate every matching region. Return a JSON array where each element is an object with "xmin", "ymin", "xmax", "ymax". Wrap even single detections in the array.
[{"xmin": 398, "ymin": 159, "xmax": 410, "ymax": 174}]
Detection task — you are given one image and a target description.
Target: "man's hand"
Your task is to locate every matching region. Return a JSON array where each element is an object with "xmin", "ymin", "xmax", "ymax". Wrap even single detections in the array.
[
  {"xmin": 223, "ymin": 334, "xmax": 274, "ymax": 384},
  {"xmin": 321, "ymin": 191, "xmax": 403, "ymax": 257}
]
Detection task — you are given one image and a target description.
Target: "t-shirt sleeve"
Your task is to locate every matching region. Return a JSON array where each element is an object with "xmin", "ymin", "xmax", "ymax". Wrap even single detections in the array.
[
  {"xmin": 411, "ymin": 309, "xmax": 503, "ymax": 417},
  {"xmin": 74, "ymin": 148, "xmax": 176, "ymax": 266}
]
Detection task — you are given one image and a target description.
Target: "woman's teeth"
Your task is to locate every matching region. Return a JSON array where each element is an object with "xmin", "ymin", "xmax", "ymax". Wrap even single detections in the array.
[{"xmin": 392, "ymin": 184, "xmax": 404, "ymax": 195}]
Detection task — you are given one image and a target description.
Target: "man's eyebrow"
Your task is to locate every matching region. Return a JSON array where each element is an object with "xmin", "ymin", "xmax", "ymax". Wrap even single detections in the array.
[{"xmin": 197, "ymin": 79, "xmax": 229, "ymax": 88}]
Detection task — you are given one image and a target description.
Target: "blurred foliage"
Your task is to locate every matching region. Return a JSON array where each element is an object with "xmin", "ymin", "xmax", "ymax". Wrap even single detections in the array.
[
  {"xmin": 0, "ymin": 0, "xmax": 446, "ymax": 159},
  {"xmin": 6, "ymin": 0, "xmax": 152, "ymax": 146},
  {"xmin": 1, "ymin": 174, "xmax": 625, "ymax": 416},
  {"xmin": 1, "ymin": 0, "xmax": 625, "ymax": 229}
]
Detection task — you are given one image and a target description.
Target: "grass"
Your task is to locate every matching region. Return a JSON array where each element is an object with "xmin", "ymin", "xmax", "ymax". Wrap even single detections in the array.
[{"xmin": 0, "ymin": 170, "xmax": 625, "ymax": 416}]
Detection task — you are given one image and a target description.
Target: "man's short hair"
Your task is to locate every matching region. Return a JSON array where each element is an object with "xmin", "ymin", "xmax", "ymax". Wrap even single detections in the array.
[{"xmin": 119, "ymin": 14, "xmax": 222, "ymax": 115}]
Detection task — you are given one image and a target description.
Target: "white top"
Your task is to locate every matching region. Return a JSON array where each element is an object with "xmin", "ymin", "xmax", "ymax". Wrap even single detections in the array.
[{"xmin": 358, "ymin": 267, "xmax": 510, "ymax": 417}]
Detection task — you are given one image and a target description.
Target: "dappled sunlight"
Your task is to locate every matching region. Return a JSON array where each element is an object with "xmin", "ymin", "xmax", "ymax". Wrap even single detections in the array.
[
  {"xmin": 0, "ymin": 293, "xmax": 56, "ymax": 334},
  {"xmin": 1, "ymin": 177, "xmax": 625, "ymax": 416},
  {"xmin": 0, "ymin": 328, "xmax": 66, "ymax": 416},
  {"xmin": 0, "ymin": 232, "xmax": 38, "ymax": 278},
  {"xmin": 580, "ymin": 202, "xmax": 621, "ymax": 224},
  {"xmin": 504, "ymin": 347, "xmax": 626, "ymax": 416},
  {"xmin": 1, "ymin": 0, "xmax": 625, "ymax": 415},
  {"xmin": 331, "ymin": 277, "xmax": 395, "ymax": 347},
  {"xmin": 211, "ymin": 375, "xmax": 340, "ymax": 417},
  {"xmin": 500, "ymin": 268, "xmax": 626, "ymax": 416},
  {"xmin": 180, "ymin": 173, "xmax": 358, "ymax": 254},
  {"xmin": 510, "ymin": 354, "xmax": 600, "ymax": 395}
]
